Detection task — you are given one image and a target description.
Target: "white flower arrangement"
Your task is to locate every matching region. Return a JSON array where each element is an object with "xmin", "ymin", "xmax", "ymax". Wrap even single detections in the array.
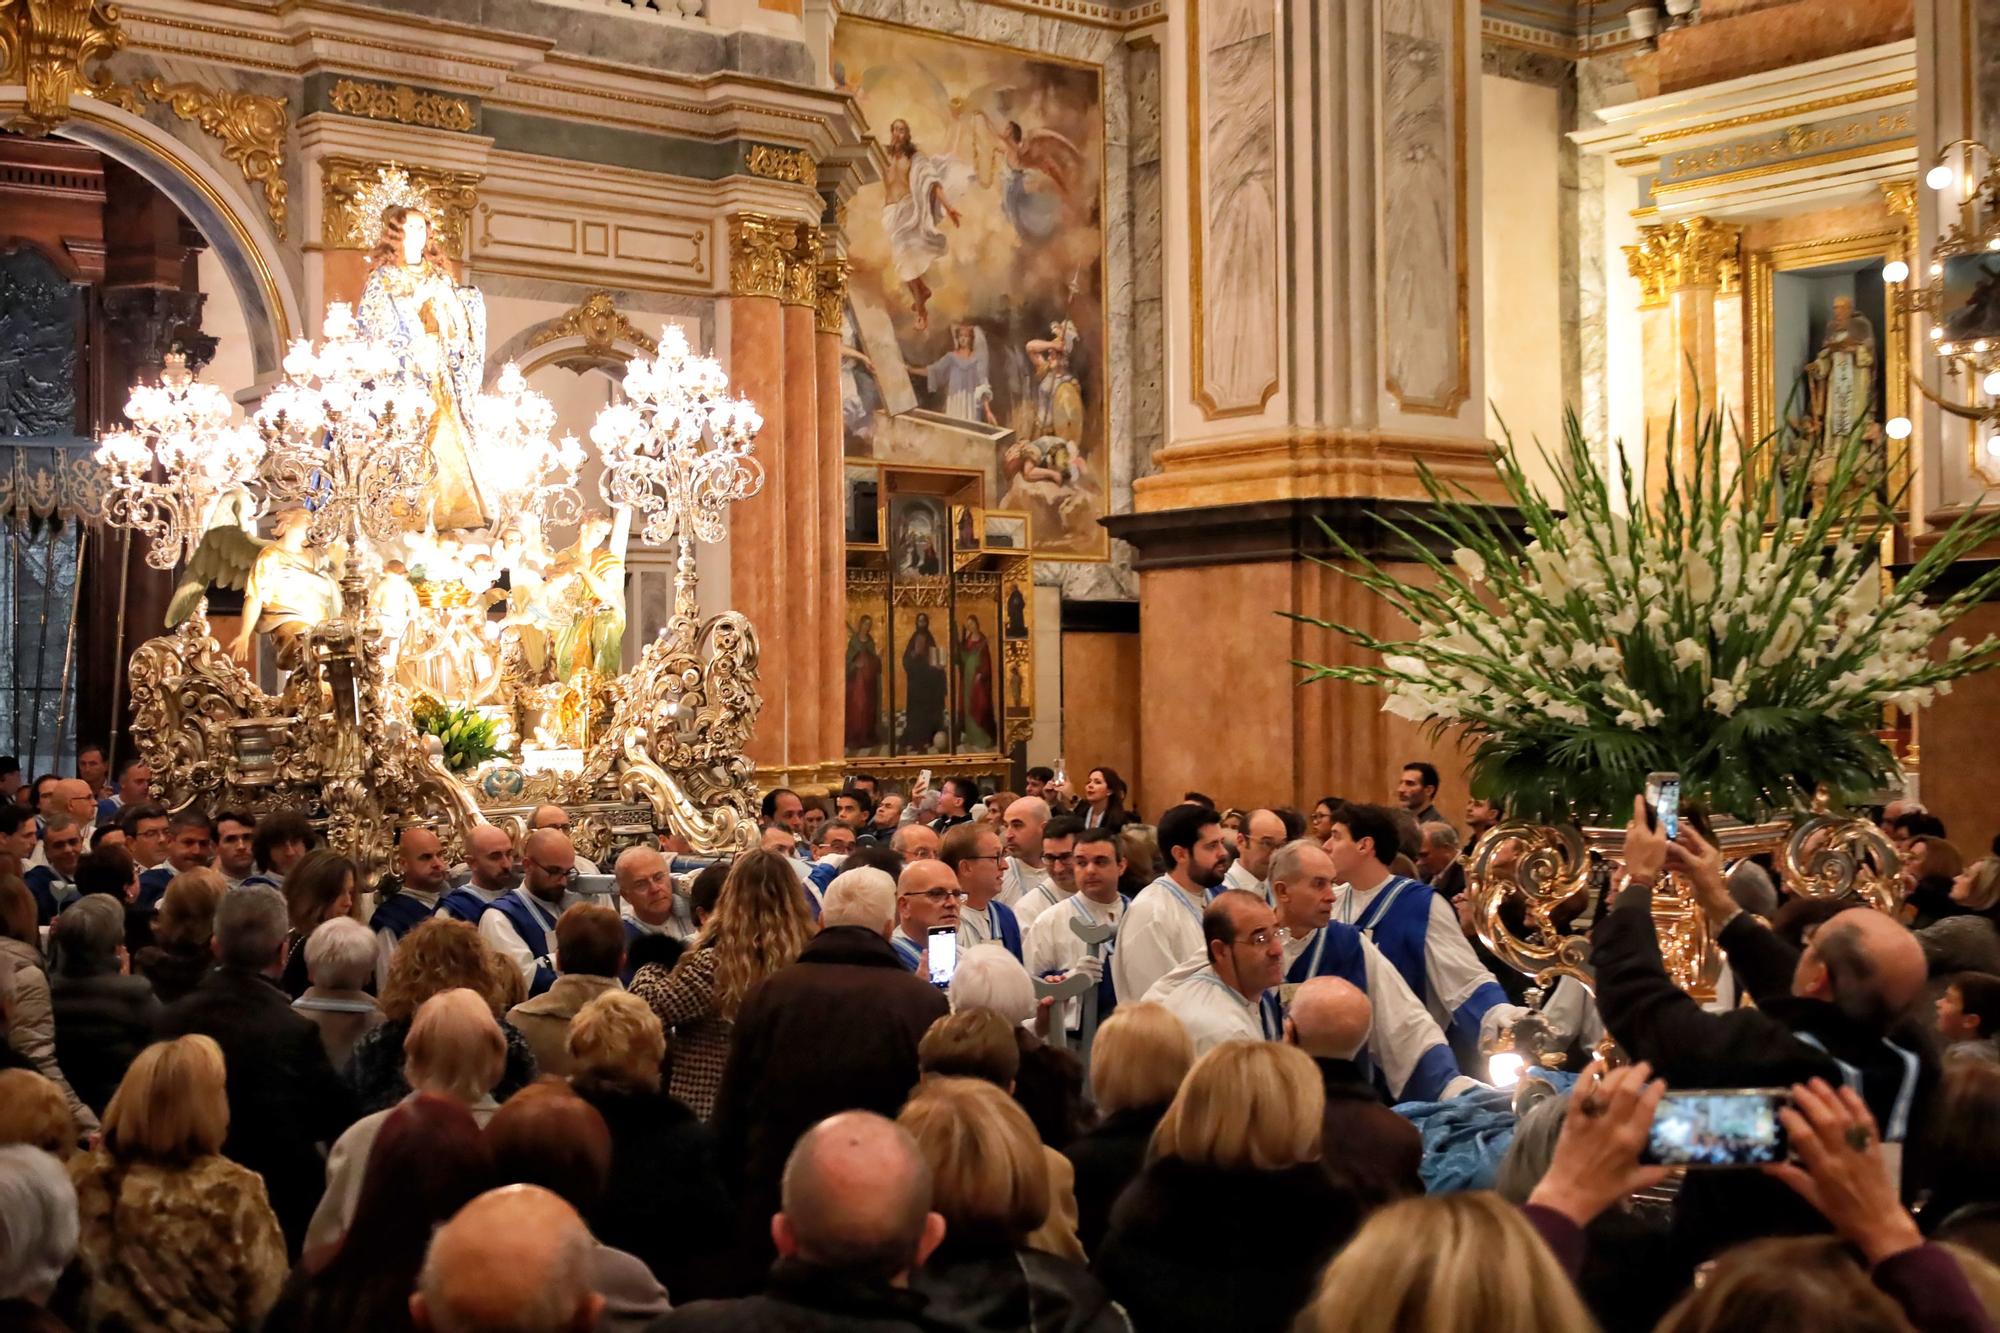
[{"xmin": 1294, "ymin": 413, "xmax": 2000, "ymax": 822}]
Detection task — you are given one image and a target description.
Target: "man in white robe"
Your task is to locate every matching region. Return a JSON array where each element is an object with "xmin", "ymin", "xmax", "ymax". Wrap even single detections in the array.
[
  {"xmin": 881, "ymin": 118, "xmax": 970, "ymax": 331},
  {"xmin": 1024, "ymin": 824, "xmax": 1123, "ymax": 1037},
  {"xmin": 1222, "ymin": 808, "xmax": 1287, "ymax": 905},
  {"xmin": 998, "ymin": 796, "xmax": 1055, "ymax": 910},
  {"xmin": 1144, "ymin": 888, "xmax": 1286, "ymax": 1055},
  {"xmin": 1112, "ymin": 803, "xmax": 1231, "ymax": 1004},
  {"xmin": 1014, "ymin": 815, "xmax": 1080, "ymax": 922}
]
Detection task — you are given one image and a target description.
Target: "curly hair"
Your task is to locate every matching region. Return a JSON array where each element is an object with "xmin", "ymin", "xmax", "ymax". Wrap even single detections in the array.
[
  {"xmin": 378, "ymin": 918, "xmax": 512, "ymax": 1022},
  {"xmin": 368, "ymin": 204, "xmax": 449, "ymax": 272},
  {"xmin": 698, "ymin": 848, "xmax": 815, "ymax": 1019}
]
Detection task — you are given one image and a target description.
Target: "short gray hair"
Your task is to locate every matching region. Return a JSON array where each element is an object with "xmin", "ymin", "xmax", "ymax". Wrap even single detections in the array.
[
  {"xmin": 0, "ymin": 1145, "xmax": 78, "ymax": 1302},
  {"xmin": 1422, "ymin": 823, "xmax": 1461, "ymax": 852},
  {"xmin": 949, "ymin": 944, "xmax": 1037, "ymax": 1024},
  {"xmin": 214, "ymin": 884, "xmax": 289, "ymax": 969},
  {"xmin": 1268, "ymin": 838, "xmax": 1326, "ymax": 888},
  {"xmin": 305, "ymin": 916, "xmax": 377, "ymax": 990},
  {"xmin": 821, "ymin": 868, "xmax": 895, "ymax": 932},
  {"xmin": 1494, "ymin": 1092, "xmax": 1569, "ymax": 1205},
  {"xmin": 53, "ymin": 895, "xmax": 123, "ymax": 976}
]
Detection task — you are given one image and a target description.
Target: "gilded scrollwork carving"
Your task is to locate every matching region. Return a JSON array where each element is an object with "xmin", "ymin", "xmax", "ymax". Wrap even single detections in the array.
[
  {"xmin": 1467, "ymin": 822, "xmax": 1595, "ymax": 998},
  {"xmin": 527, "ymin": 291, "xmax": 658, "ymax": 357},
  {"xmin": 745, "ymin": 144, "xmax": 813, "ymax": 184},
  {"xmin": 107, "ymin": 78, "xmax": 291, "ymax": 239},
  {"xmin": 814, "ymin": 252, "xmax": 848, "ymax": 335},
  {"xmin": 322, "ymin": 155, "xmax": 479, "ymax": 260},
  {"xmin": 328, "ymin": 77, "xmax": 474, "ymax": 133},
  {"xmin": 728, "ymin": 213, "xmax": 794, "ymax": 301},
  {"xmin": 1, "ymin": 0, "xmax": 124, "ymax": 136},
  {"xmin": 1781, "ymin": 811, "xmax": 1902, "ymax": 914}
]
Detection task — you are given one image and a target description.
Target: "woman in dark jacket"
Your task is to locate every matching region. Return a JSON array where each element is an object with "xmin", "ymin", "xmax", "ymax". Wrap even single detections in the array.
[
  {"xmin": 1063, "ymin": 1002, "xmax": 1194, "ymax": 1255},
  {"xmin": 133, "ymin": 867, "xmax": 224, "ymax": 1004},
  {"xmin": 48, "ymin": 894, "xmax": 160, "ymax": 1115},
  {"xmin": 567, "ymin": 989, "xmax": 740, "ymax": 1300},
  {"xmin": 1093, "ymin": 1042, "xmax": 1355, "ymax": 1333},
  {"xmin": 901, "ymin": 1076, "xmax": 1129, "ymax": 1332}
]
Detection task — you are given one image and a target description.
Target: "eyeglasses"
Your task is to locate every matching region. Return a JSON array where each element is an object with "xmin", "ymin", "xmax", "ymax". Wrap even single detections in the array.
[
  {"xmin": 529, "ymin": 859, "xmax": 579, "ymax": 883},
  {"xmin": 901, "ymin": 888, "xmax": 968, "ymax": 903},
  {"xmin": 1239, "ymin": 928, "xmax": 1282, "ymax": 948},
  {"xmin": 1044, "ymin": 851, "xmax": 1075, "ymax": 865},
  {"xmin": 967, "ymin": 853, "xmax": 1006, "ymax": 864},
  {"xmin": 1247, "ymin": 836, "xmax": 1285, "ymax": 851}
]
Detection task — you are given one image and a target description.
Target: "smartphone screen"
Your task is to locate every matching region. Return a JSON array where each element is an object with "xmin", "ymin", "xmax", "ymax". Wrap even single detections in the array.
[
  {"xmin": 1641, "ymin": 1089, "xmax": 1789, "ymax": 1168},
  {"xmin": 927, "ymin": 926, "xmax": 958, "ymax": 988},
  {"xmin": 1645, "ymin": 771, "xmax": 1681, "ymax": 842}
]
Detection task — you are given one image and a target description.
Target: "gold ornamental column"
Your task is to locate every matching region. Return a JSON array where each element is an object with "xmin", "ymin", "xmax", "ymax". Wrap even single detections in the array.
[
  {"xmin": 1623, "ymin": 216, "xmax": 1743, "ymax": 506},
  {"xmin": 815, "ymin": 247, "xmax": 850, "ymax": 786},
  {"xmin": 727, "ymin": 215, "xmax": 792, "ymax": 773}
]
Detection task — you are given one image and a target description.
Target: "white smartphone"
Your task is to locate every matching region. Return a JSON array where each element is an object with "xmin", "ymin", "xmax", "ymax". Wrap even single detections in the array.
[
  {"xmin": 927, "ymin": 925, "xmax": 957, "ymax": 988},
  {"xmin": 1645, "ymin": 770, "xmax": 1681, "ymax": 843}
]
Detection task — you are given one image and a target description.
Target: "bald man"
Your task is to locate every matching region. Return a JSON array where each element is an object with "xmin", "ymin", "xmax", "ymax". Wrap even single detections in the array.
[
  {"xmin": 1595, "ymin": 798, "xmax": 1936, "ymax": 1259},
  {"xmin": 891, "ymin": 859, "xmax": 961, "ymax": 974},
  {"xmin": 480, "ymin": 828, "xmax": 583, "ymax": 996},
  {"xmin": 1286, "ymin": 976, "xmax": 1424, "ymax": 1205},
  {"xmin": 890, "ymin": 822, "xmax": 940, "ymax": 863},
  {"xmin": 1144, "ymin": 889, "xmax": 1286, "ymax": 1054},
  {"xmin": 414, "ymin": 1185, "xmax": 603, "ymax": 1333},
  {"xmin": 528, "ymin": 803, "xmax": 600, "ymax": 875},
  {"xmin": 436, "ymin": 825, "xmax": 519, "ymax": 924},
  {"xmin": 654, "ymin": 1113, "xmax": 944, "ymax": 1329},
  {"xmin": 1224, "ymin": 808, "xmax": 1288, "ymax": 904},
  {"xmin": 997, "ymin": 796, "xmax": 1052, "ymax": 911},
  {"xmin": 373, "ymin": 826, "xmax": 453, "ymax": 990},
  {"xmin": 612, "ymin": 845, "xmax": 696, "ymax": 976}
]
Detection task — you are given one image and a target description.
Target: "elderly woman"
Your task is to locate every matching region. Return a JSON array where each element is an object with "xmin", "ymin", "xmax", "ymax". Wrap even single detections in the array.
[
  {"xmin": 1095, "ymin": 1041, "xmax": 1355, "ymax": 1333},
  {"xmin": 346, "ymin": 918, "xmax": 536, "ymax": 1114},
  {"xmin": 0, "ymin": 1144, "xmax": 77, "ymax": 1329},
  {"xmin": 70, "ymin": 1035, "xmax": 289, "ymax": 1332},
  {"xmin": 900, "ymin": 1077, "xmax": 1123, "ymax": 1328},
  {"xmin": 292, "ymin": 916, "xmax": 385, "ymax": 1071},
  {"xmin": 568, "ymin": 988, "xmax": 737, "ymax": 1302},
  {"xmin": 950, "ymin": 943, "xmax": 1088, "ymax": 1149},
  {"xmin": 279, "ymin": 850, "xmax": 358, "ymax": 999},
  {"xmin": 49, "ymin": 894, "xmax": 160, "ymax": 1116},
  {"xmin": 0, "ymin": 876, "xmax": 95, "ymax": 1132},
  {"xmin": 134, "ymin": 867, "xmax": 225, "ymax": 1004},
  {"xmin": 1062, "ymin": 1002, "xmax": 1193, "ymax": 1254},
  {"xmin": 304, "ymin": 986, "xmax": 506, "ymax": 1253},
  {"xmin": 0, "ymin": 1070, "xmax": 76, "ymax": 1160}
]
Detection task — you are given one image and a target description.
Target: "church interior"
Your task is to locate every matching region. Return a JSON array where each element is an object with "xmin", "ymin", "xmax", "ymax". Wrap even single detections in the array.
[{"xmin": 0, "ymin": 0, "xmax": 1991, "ymax": 848}]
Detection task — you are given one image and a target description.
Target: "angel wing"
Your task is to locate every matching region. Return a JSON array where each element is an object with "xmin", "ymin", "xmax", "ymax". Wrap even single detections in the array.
[
  {"xmin": 1016, "ymin": 128, "xmax": 1086, "ymax": 197},
  {"xmin": 167, "ymin": 521, "xmax": 268, "ymax": 628}
]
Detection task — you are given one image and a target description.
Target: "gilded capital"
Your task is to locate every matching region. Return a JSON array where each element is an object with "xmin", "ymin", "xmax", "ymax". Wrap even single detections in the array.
[
  {"xmin": 1881, "ymin": 179, "xmax": 1917, "ymax": 231},
  {"xmin": 3, "ymin": 0, "xmax": 124, "ymax": 136},
  {"xmin": 1623, "ymin": 216, "xmax": 1741, "ymax": 307},
  {"xmin": 323, "ymin": 156, "xmax": 479, "ymax": 259},
  {"xmin": 783, "ymin": 225, "xmax": 820, "ymax": 308},
  {"xmin": 728, "ymin": 213, "xmax": 795, "ymax": 301},
  {"xmin": 815, "ymin": 253, "xmax": 848, "ymax": 334}
]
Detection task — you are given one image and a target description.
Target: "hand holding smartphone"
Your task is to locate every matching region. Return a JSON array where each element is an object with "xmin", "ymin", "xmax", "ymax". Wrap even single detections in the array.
[
  {"xmin": 927, "ymin": 925, "xmax": 958, "ymax": 989},
  {"xmin": 1645, "ymin": 770, "xmax": 1681, "ymax": 842},
  {"xmin": 1642, "ymin": 1088, "xmax": 1790, "ymax": 1168}
]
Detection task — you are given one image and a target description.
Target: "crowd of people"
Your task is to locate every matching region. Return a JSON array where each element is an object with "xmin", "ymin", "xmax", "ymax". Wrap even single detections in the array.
[{"xmin": 2, "ymin": 749, "xmax": 1999, "ymax": 1333}]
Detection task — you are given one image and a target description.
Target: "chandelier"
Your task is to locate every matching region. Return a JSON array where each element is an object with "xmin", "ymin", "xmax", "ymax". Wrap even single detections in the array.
[
  {"xmin": 95, "ymin": 353, "xmax": 264, "ymax": 570},
  {"xmin": 472, "ymin": 362, "xmax": 586, "ymax": 532},
  {"xmin": 590, "ymin": 323, "xmax": 764, "ymax": 559},
  {"xmin": 254, "ymin": 303, "xmax": 437, "ymax": 549}
]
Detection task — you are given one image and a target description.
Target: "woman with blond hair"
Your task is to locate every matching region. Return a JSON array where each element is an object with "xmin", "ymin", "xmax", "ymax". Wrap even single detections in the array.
[
  {"xmin": 569, "ymin": 989, "xmax": 737, "ymax": 1301},
  {"xmin": 278, "ymin": 849, "xmax": 358, "ymax": 999},
  {"xmin": 134, "ymin": 866, "xmax": 225, "ymax": 1004},
  {"xmin": 0, "ymin": 1069, "xmax": 76, "ymax": 1159},
  {"xmin": 346, "ymin": 917, "xmax": 536, "ymax": 1114},
  {"xmin": 632, "ymin": 847, "xmax": 815, "ymax": 1119},
  {"xmin": 1064, "ymin": 1002, "xmax": 1192, "ymax": 1254},
  {"xmin": 305, "ymin": 986, "xmax": 508, "ymax": 1252},
  {"xmin": 901, "ymin": 1076, "xmax": 1127, "ymax": 1331},
  {"xmin": 69, "ymin": 1035, "xmax": 288, "ymax": 1332},
  {"xmin": 1094, "ymin": 1041, "xmax": 1351, "ymax": 1332}
]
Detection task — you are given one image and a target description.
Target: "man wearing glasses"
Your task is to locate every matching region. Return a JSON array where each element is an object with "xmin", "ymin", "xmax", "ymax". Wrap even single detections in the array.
[
  {"xmin": 942, "ymin": 823, "xmax": 1022, "ymax": 963},
  {"xmin": 1224, "ymin": 809, "xmax": 1289, "ymax": 906},
  {"xmin": 890, "ymin": 859, "xmax": 963, "ymax": 973},
  {"xmin": 480, "ymin": 828, "xmax": 583, "ymax": 996},
  {"xmin": 1014, "ymin": 815, "xmax": 1081, "ymax": 921},
  {"xmin": 1145, "ymin": 889, "xmax": 1287, "ymax": 1056},
  {"xmin": 529, "ymin": 804, "xmax": 599, "ymax": 875}
]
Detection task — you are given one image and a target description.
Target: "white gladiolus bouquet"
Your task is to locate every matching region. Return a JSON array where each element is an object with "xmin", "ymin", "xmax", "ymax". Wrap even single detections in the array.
[{"xmin": 1295, "ymin": 411, "xmax": 2000, "ymax": 822}]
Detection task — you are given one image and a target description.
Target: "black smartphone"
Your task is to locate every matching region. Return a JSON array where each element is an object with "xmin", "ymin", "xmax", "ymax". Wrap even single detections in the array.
[
  {"xmin": 1645, "ymin": 770, "xmax": 1681, "ymax": 842},
  {"xmin": 1641, "ymin": 1088, "xmax": 1790, "ymax": 1168}
]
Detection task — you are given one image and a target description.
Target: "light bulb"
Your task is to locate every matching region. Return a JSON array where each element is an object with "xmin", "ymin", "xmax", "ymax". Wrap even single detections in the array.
[
  {"xmin": 1488, "ymin": 1053, "xmax": 1525, "ymax": 1090},
  {"xmin": 1929, "ymin": 164, "xmax": 1957, "ymax": 190},
  {"xmin": 1886, "ymin": 416, "xmax": 1914, "ymax": 440},
  {"xmin": 1933, "ymin": 326, "xmax": 1945, "ymax": 341},
  {"xmin": 1986, "ymin": 371, "xmax": 2000, "ymax": 397},
  {"xmin": 1882, "ymin": 260, "xmax": 1910, "ymax": 284}
]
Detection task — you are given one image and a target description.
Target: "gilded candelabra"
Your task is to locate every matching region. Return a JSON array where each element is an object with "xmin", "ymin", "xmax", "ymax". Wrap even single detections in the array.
[
  {"xmin": 94, "ymin": 353, "xmax": 263, "ymax": 570},
  {"xmin": 473, "ymin": 362, "xmax": 586, "ymax": 532}
]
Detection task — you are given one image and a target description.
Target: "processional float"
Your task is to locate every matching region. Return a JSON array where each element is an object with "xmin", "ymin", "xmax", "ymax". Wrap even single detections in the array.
[{"xmin": 95, "ymin": 168, "xmax": 764, "ymax": 875}]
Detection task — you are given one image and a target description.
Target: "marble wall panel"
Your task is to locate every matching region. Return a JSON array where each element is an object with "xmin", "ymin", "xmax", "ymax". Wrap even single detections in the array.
[{"xmin": 1382, "ymin": 0, "xmax": 1468, "ymax": 414}]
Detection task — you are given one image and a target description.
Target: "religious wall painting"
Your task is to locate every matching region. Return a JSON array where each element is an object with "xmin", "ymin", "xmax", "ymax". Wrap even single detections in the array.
[
  {"xmin": 983, "ymin": 511, "xmax": 1027, "ymax": 550},
  {"xmin": 952, "ymin": 571, "xmax": 1002, "ymax": 753},
  {"xmin": 845, "ymin": 464, "xmax": 883, "ymax": 548},
  {"xmin": 844, "ymin": 570, "xmax": 890, "ymax": 757},
  {"xmin": 831, "ymin": 18, "xmax": 1109, "ymax": 560},
  {"xmin": 954, "ymin": 504, "xmax": 978, "ymax": 553},
  {"xmin": 1943, "ymin": 253, "xmax": 2000, "ymax": 342},
  {"xmin": 1380, "ymin": 0, "xmax": 1470, "ymax": 415},
  {"xmin": 889, "ymin": 494, "xmax": 950, "ymax": 582},
  {"xmin": 1188, "ymin": 0, "xmax": 1280, "ymax": 418},
  {"xmin": 1004, "ymin": 584, "xmax": 1029, "ymax": 641},
  {"xmin": 892, "ymin": 594, "xmax": 953, "ymax": 756}
]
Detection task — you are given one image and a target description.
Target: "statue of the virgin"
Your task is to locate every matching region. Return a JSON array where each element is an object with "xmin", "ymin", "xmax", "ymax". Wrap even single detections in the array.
[{"xmin": 355, "ymin": 203, "xmax": 492, "ymax": 531}]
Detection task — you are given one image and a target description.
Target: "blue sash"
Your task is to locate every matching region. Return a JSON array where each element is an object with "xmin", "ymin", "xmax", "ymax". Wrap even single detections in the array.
[
  {"xmin": 23, "ymin": 866, "xmax": 76, "ymax": 924},
  {"xmin": 434, "ymin": 885, "xmax": 501, "ymax": 923},
  {"xmin": 1340, "ymin": 875, "xmax": 1435, "ymax": 1004},
  {"xmin": 369, "ymin": 892, "xmax": 438, "ymax": 940},
  {"xmin": 891, "ymin": 932, "xmax": 923, "ymax": 971},
  {"xmin": 973, "ymin": 900, "xmax": 1023, "ymax": 962},
  {"xmin": 487, "ymin": 891, "xmax": 559, "ymax": 996},
  {"xmin": 137, "ymin": 866, "xmax": 173, "ymax": 908},
  {"xmin": 1071, "ymin": 892, "xmax": 1129, "ymax": 1026},
  {"xmin": 1192, "ymin": 973, "xmax": 1282, "ymax": 1040},
  {"xmin": 1284, "ymin": 923, "xmax": 1460, "ymax": 1102}
]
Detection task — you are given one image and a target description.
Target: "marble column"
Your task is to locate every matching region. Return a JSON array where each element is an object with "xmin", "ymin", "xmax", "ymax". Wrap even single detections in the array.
[
  {"xmin": 1106, "ymin": 0, "xmax": 1498, "ymax": 817},
  {"xmin": 780, "ymin": 232, "xmax": 823, "ymax": 790},
  {"xmin": 1622, "ymin": 216, "xmax": 1743, "ymax": 505},
  {"xmin": 815, "ymin": 249, "xmax": 849, "ymax": 786}
]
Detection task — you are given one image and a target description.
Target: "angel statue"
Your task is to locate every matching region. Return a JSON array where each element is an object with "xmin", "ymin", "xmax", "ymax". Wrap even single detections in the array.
[
  {"xmin": 550, "ymin": 516, "xmax": 627, "ymax": 683},
  {"xmin": 225, "ymin": 507, "xmax": 341, "ymax": 664},
  {"xmin": 354, "ymin": 186, "xmax": 492, "ymax": 532}
]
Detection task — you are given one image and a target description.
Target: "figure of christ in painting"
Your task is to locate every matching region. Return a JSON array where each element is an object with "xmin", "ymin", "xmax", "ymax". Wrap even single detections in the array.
[
  {"xmin": 882, "ymin": 118, "xmax": 972, "ymax": 331},
  {"xmin": 920, "ymin": 324, "xmax": 998, "ymax": 424},
  {"xmin": 958, "ymin": 615, "xmax": 997, "ymax": 751},
  {"xmin": 846, "ymin": 615, "xmax": 884, "ymax": 752},
  {"xmin": 901, "ymin": 611, "xmax": 949, "ymax": 752}
]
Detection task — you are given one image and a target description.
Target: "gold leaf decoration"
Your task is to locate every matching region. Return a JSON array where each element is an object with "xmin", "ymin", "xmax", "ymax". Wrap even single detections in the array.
[
  {"xmin": 328, "ymin": 78, "xmax": 474, "ymax": 133},
  {"xmin": 528, "ymin": 290, "xmax": 659, "ymax": 357}
]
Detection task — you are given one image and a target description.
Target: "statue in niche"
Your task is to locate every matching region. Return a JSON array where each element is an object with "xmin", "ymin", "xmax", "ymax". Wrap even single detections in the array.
[
  {"xmin": 355, "ymin": 203, "xmax": 492, "ymax": 531},
  {"xmin": 1785, "ymin": 294, "xmax": 1883, "ymax": 508}
]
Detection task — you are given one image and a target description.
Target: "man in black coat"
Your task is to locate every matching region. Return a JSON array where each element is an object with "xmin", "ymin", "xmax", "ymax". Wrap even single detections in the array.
[
  {"xmin": 712, "ymin": 868, "xmax": 949, "ymax": 1283},
  {"xmin": 1592, "ymin": 798, "xmax": 1936, "ymax": 1268},
  {"xmin": 157, "ymin": 884, "xmax": 358, "ymax": 1257},
  {"xmin": 651, "ymin": 1111, "xmax": 946, "ymax": 1332}
]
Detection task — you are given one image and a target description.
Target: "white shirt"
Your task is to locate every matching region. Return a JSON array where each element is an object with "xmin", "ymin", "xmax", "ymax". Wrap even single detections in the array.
[
  {"xmin": 1011, "ymin": 866, "xmax": 1071, "ymax": 921},
  {"xmin": 958, "ymin": 898, "xmax": 1011, "ymax": 951},
  {"xmin": 1144, "ymin": 956, "xmax": 1273, "ymax": 1054},
  {"xmin": 998, "ymin": 857, "xmax": 1051, "ymax": 911},
  {"xmin": 1223, "ymin": 860, "xmax": 1271, "ymax": 905},
  {"xmin": 479, "ymin": 887, "xmax": 585, "ymax": 987},
  {"xmin": 1334, "ymin": 877, "xmax": 1504, "ymax": 1035},
  {"xmin": 374, "ymin": 888, "xmax": 441, "ymax": 992},
  {"xmin": 1279, "ymin": 928, "xmax": 1472, "ymax": 1101},
  {"xmin": 1024, "ymin": 892, "xmax": 1125, "ymax": 1032},
  {"xmin": 621, "ymin": 895, "xmax": 698, "ymax": 942},
  {"xmin": 1112, "ymin": 874, "xmax": 1211, "ymax": 1004}
]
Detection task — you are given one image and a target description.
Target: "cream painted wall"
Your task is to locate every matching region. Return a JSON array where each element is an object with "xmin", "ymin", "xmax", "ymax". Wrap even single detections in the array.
[
  {"xmin": 199, "ymin": 248, "xmax": 257, "ymax": 419},
  {"xmin": 1480, "ymin": 74, "xmax": 1564, "ymax": 498},
  {"xmin": 1603, "ymin": 181, "xmax": 1647, "ymax": 512}
]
